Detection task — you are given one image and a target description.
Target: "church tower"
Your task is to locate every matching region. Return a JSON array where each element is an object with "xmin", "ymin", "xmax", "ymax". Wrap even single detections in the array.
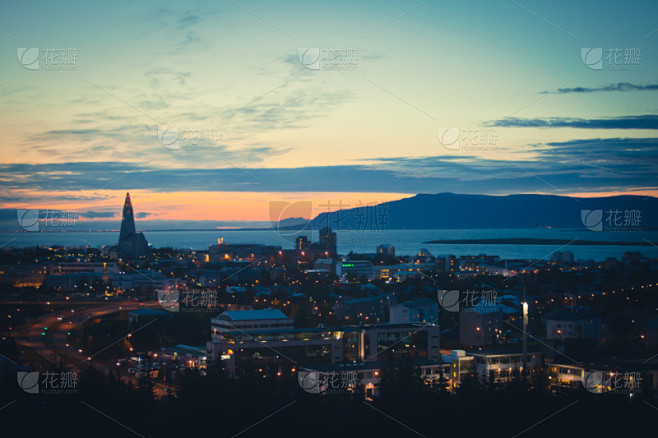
[
  {"xmin": 117, "ymin": 192, "xmax": 150, "ymax": 260},
  {"xmin": 119, "ymin": 192, "xmax": 136, "ymax": 242}
]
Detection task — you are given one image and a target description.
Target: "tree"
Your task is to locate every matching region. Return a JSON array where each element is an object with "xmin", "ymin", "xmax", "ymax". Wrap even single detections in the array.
[{"xmin": 435, "ymin": 367, "xmax": 450, "ymax": 393}]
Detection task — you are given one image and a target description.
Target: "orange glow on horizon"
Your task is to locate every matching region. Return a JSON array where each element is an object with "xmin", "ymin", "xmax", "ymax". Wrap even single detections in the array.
[{"xmin": 1, "ymin": 190, "xmax": 412, "ymax": 223}]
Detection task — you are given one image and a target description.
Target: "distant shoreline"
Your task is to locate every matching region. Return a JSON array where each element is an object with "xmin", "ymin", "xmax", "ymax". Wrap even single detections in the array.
[{"xmin": 423, "ymin": 238, "xmax": 655, "ymax": 246}]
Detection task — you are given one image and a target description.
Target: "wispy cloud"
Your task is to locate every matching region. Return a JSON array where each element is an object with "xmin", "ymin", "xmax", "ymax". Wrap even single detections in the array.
[
  {"xmin": 223, "ymin": 88, "xmax": 353, "ymax": 131},
  {"xmin": 542, "ymin": 82, "xmax": 658, "ymax": 94},
  {"xmin": 487, "ymin": 115, "xmax": 658, "ymax": 130},
  {"xmin": 177, "ymin": 11, "xmax": 201, "ymax": 29}
]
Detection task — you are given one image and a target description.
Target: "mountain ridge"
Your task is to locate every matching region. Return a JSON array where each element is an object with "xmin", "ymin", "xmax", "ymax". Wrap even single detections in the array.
[{"xmin": 309, "ymin": 192, "xmax": 658, "ymax": 230}]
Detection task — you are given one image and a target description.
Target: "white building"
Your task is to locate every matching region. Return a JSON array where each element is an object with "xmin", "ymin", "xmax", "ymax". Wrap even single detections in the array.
[
  {"xmin": 549, "ymin": 362, "xmax": 653, "ymax": 395},
  {"xmin": 390, "ymin": 299, "xmax": 438, "ymax": 324},
  {"xmin": 468, "ymin": 348, "xmax": 542, "ymax": 382},
  {"xmin": 210, "ymin": 309, "xmax": 294, "ymax": 340},
  {"xmin": 441, "ymin": 350, "xmax": 474, "ymax": 391}
]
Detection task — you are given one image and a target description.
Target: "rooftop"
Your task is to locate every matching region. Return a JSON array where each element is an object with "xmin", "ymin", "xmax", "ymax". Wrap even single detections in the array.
[
  {"xmin": 212, "ymin": 322, "xmax": 437, "ymax": 336},
  {"xmin": 301, "ymin": 358, "xmax": 443, "ymax": 372},
  {"xmin": 217, "ymin": 309, "xmax": 291, "ymax": 321},
  {"xmin": 467, "ymin": 344, "xmax": 543, "ymax": 356}
]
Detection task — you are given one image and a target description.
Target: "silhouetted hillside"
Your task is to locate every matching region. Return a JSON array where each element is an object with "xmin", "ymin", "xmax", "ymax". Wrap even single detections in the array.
[{"xmin": 311, "ymin": 193, "xmax": 658, "ymax": 229}]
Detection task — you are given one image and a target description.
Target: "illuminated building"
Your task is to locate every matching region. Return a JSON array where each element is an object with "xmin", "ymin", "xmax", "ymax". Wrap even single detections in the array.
[
  {"xmin": 337, "ymin": 260, "xmax": 374, "ymax": 281},
  {"xmin": 468, "ymin": 347, "xmax": 542, "ymax": 382},
  {"xmin": 206, "ymin": 309, "xmax": 440, "ymax": 377}
]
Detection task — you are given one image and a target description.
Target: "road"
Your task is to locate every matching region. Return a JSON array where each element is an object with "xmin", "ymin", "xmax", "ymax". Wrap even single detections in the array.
[{"xmin": 11, "ymin": 300, "xmax": 175, "ymax": 397}]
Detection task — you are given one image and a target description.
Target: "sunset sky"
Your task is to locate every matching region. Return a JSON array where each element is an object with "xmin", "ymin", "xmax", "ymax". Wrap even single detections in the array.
[{"xmin": 0, "ymin": 0, "xmax": 657, "ymax": 229}]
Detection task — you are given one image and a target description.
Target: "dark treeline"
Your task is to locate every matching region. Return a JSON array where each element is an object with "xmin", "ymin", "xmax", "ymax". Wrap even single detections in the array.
[{"xmin": 1, "ymin": 356, "xmax": 655, "ymax": 437}]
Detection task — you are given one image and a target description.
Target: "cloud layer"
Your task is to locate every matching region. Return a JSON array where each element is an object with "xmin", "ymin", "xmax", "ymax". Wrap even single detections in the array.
[{"xmin": 2, "ymin": 136, "xmax": 657, "ymax": 198}]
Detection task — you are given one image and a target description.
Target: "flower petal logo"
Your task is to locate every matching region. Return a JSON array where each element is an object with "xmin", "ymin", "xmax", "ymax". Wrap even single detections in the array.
[
  {"xmin": 581, "ymin": 209, "xmax": 603, "ymax": 232},
  {"xmin": 17, "ymin": 371, "xmax": 40, "ymax": 394},
  {"xmin": 298, "ymin": 369, "xmax": 321, "ymax": 394},
  {"xmin": 437, "ymin": 128, "xmax": 460, "ymax": 150},
  {"xmin": 438, "ymin": 290, "xmax": 460, "ymax": 312},
  {"xmin": 581, "ymin": 48, "xmax": 603, "ymax": 70},
  {"xmin": 298, "ymin": 48, "xmax": 320, "ymax": 70},
  {"xmin": 269, "ymin": 201, "xmax": 313, "ymax": 242},
  {"xmin": 17, "ymin": 209, "xmax": 40, "ymax": 232},
  {"xmin": 158, "ymin": 289, "xmax": 179, "ymax": 312},
  {"xmin": 17, "ymin": 48, "xmax": 40, "ymax": 70},
  {"xmin": 158, "ymin": 127, "xmax": 180, "ymax": 151},
  {"xmin": 583, "ymin": 370, "xmax": 603, "ymax": 394}
]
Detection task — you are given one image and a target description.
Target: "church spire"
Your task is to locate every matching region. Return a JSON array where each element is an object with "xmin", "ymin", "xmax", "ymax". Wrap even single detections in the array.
[
  {"xmin": 119, "ymin": 192, "xmax": 136, "ymax": 242},
  {"xmin": 117, "ymin": 192, "xmax": 150, "ymax": 260}
]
